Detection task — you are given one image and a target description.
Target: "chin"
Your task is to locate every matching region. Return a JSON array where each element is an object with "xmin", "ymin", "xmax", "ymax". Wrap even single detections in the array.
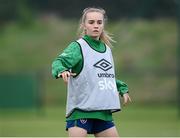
[
  {"xmin": 92, "ymin": 34, "xmax": 99, "ymax": 38},
  {"xmin": 91, "ymin": 36, "xmax": 99, "ymax": 39}
]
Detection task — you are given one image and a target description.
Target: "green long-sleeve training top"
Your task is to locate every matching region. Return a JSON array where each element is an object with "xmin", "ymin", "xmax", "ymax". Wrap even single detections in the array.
[{"xmin": 52, "ymin": 35, "xmax": 129, "ymax": 121}]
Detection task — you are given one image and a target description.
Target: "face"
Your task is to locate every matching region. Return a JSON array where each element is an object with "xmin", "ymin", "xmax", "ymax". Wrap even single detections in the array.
[{"xmin": 83, "ymin": 12, "xmax": 104, "ymax": 40}]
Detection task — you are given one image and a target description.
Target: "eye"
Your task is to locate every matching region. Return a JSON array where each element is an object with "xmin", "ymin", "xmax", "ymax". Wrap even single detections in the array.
[
  {"xmin": 97, "ymin": 20, "xmax": 102, "ymax": 24},
  {"xmin": 88, "ymin": 20, "xmax": 94, "ymax": 24}
]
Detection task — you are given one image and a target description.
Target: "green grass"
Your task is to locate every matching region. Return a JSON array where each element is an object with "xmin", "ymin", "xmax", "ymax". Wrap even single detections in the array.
[
  {"xmin": 114, "ymin": 104, "xmax": 179, "ymax": 137},
  {"xmin": 0, "ymin": 104, "xmax": 179, "ymax": 137}
]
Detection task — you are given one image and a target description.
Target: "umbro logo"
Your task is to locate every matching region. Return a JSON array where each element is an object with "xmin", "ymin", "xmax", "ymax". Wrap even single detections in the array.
[
  {"xmin": 94, "ymin": 58, "xmax": 112, "ymax": 71},
  {"xmin": 80, "ymin": 119, "xmax": 87, "ymax": 124}
]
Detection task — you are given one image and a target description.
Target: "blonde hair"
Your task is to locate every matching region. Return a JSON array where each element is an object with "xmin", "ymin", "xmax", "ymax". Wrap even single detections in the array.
[{"xmin": 78, "ymin": 7, "xmax": 115, "ymax": 47}]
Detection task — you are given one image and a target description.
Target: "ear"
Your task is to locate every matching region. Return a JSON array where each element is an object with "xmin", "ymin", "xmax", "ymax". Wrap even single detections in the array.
[
  {"xmin": 80, "ymin": 23, "xmax": 86, "ymax": 34},
  {"xmin": 80, "ymin": 23, "xmax": 85, "ymax": 28},
  {"xmin": 81, "ymin": 24, "xmax": 86, "ymax": 31}
]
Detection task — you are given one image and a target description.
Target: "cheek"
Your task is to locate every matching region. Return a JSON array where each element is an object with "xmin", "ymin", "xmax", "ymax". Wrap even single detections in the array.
[
  {"xmin": 99, "ymin": 25, "xmax": 104, "ymax": 32},
  {"xmin": 99, "ymin": 23, "xmax": 104, "ymax": 29},
  {"xmin": 85, "ymin": 25, "xmax": 93, "ymax": 32}
]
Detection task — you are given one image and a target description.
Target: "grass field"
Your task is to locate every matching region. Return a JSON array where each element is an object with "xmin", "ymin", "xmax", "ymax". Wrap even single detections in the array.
[{"xmin": 0, "ymin": 104, "xmax": 179, "ymax": 137}]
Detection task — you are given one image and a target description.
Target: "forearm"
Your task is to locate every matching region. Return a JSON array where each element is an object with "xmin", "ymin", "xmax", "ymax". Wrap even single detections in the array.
[
  {"xmin": 52, "ymin": 59, "xmax": 68, "ymax": 79},
  {"xmin": 51, "ymin": 41, "xmax": 82, "ymax": 79}
]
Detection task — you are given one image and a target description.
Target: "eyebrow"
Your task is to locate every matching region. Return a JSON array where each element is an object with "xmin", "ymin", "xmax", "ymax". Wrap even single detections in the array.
[{"xmin": 88, "ymin": 19, "xmax": 103, "ymax": 21}]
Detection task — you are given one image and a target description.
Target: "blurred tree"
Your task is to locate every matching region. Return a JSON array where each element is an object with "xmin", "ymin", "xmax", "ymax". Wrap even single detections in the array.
[
  {"xmin": 16, "ymin": 0, "xmax": 34, "ymax": 26},
  {"xmin": 0, "ymin": 0, "xmax": 17, "ymax": 22},
  {"xmin": 0, "ymin": 0, "xmax": 33, "ymax": 26},
  {"xmin": 0, "ymin": 0, "xmax": 176, "ymax": 23}
]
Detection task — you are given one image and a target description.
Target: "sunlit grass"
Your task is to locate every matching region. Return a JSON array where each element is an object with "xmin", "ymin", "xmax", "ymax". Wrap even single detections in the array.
[{"xmin": 0, "ymin": 104, "xmax": 179, "ymax": 137}]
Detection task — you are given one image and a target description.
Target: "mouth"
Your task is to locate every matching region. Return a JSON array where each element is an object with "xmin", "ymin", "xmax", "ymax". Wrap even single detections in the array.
[{"xmin": 93, "ymin": 30, "xmax": 99, "ymax": 33}]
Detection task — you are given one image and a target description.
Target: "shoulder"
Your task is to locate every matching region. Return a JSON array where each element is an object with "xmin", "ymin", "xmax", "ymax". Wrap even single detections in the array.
[
  {"xmin": 104, "ymin": 44, "xmax": 112, "ymax": 53},
  {"xmin": 65, "ymin": 41, "xmax": 81, "ymax": 52},
  {"xmin": 68, "ymin": 41, "xmax": 81, "ymax": 48},
  {"xmin": 60, "ymin": 41, "xmax": 82, "ymax": 57},
  {"xmin": 75, "ymin": 38, "xmax": 86, "ymax": 46}
]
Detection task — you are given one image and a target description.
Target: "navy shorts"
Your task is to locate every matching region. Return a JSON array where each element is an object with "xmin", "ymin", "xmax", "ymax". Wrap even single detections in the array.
[{"xmin": 66, "ymin": 119, "xmax": 115, "ymax": 134}]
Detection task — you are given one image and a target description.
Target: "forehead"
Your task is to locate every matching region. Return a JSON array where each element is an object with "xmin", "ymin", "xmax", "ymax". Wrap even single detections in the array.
[{"xmin": 86, "ymin": 12, "xmax": 104, "ymax": 20}]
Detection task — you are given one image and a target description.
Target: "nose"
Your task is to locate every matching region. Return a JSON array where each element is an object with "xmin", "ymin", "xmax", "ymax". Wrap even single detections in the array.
[{"xmin": 94, "ymin": 23, "xmax": 99, "ymax": 28}]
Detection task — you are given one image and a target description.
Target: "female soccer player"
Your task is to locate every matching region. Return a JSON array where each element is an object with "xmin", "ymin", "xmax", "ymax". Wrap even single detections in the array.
[{"xmin": 52, "ymin": 7, "xmax": 131, "ymax": 137}]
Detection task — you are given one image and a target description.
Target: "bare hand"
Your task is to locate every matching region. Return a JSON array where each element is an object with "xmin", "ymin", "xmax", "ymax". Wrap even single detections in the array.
[
  {"xmin": 123, "ymin": 93, "xmax": 132, "ymax": 106},
  {"xmin": 58, "ymin": 71, "xmax": 76, "ymax": 83}
]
